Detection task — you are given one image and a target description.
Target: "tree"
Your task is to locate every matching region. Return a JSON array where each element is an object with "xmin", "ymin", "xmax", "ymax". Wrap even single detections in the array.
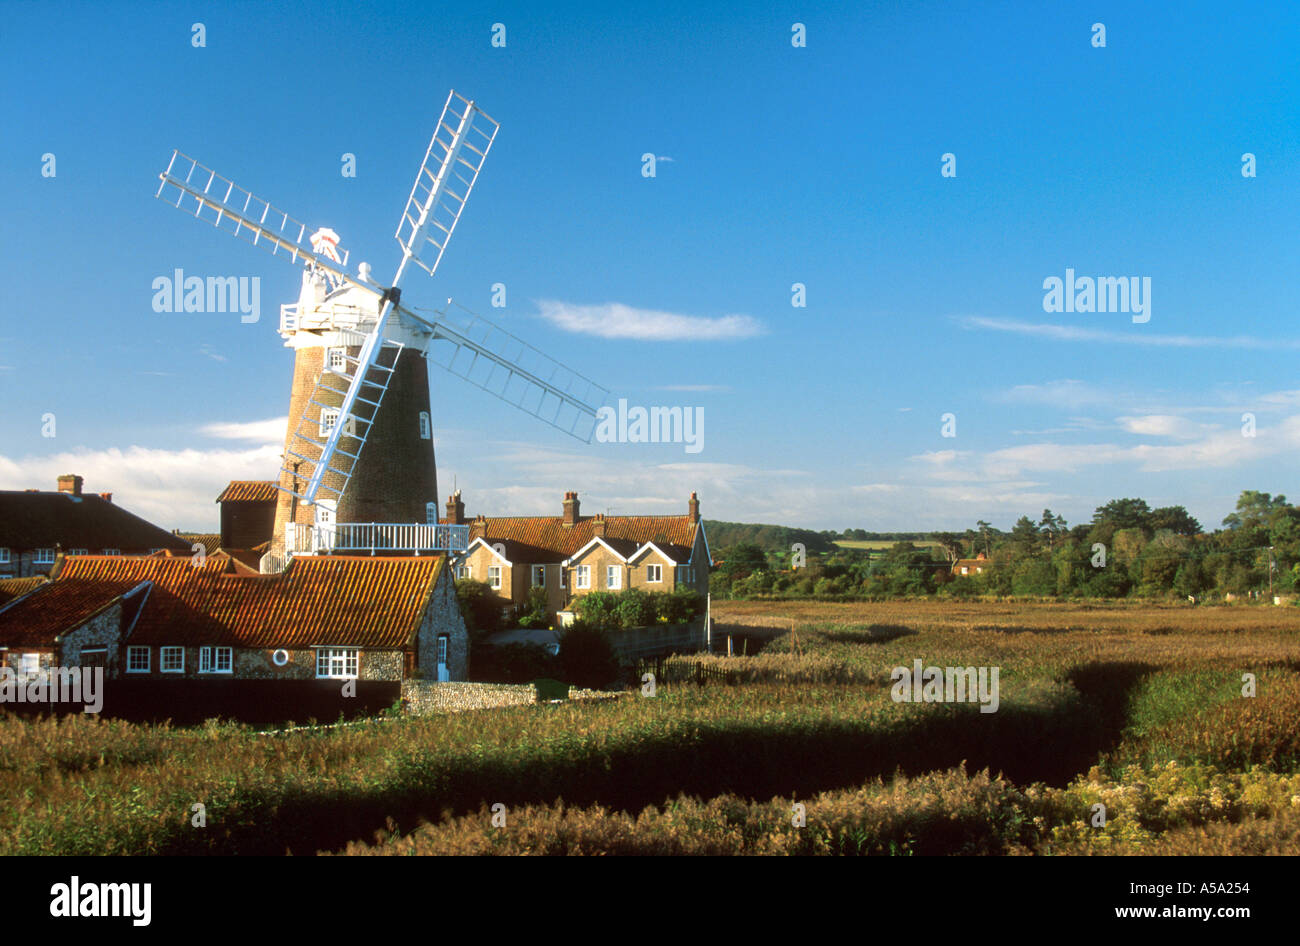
[
  {"xmin": 933, "ymin": 532, "xmax": 964, "ymax": 565},
  {"xmin": 719, "ymin": 542, "xmax": 768, "ymax": 579},
  {"xmin": 1149, "ymin": 505, "xmax": 1201, "ymax": 536},
  {"xmin": 976, "ymin": 520, "xmax": 992, "ymax": 557},
  {"xmin": 1010, "ymin": 516, "xmax": 1040, "ymax": 552},
  {"xmin": 1092, "ymin": 498, "xmax": 1153, "ymax": 532},
  {"xmin": 1223, "ymin": 490, "xmax": 1289, "ymax": 531}
]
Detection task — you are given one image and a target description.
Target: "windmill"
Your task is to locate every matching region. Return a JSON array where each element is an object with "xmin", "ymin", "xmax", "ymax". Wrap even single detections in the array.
[{"xmin": 156, "ymin": 91, "xmax": 607, "ymax": 566}]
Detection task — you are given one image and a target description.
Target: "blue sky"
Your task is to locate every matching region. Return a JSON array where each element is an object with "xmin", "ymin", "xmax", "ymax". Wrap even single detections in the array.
[{"xmin": 2, "ymin": 0, "xmax": 1297, "ymax": 533}]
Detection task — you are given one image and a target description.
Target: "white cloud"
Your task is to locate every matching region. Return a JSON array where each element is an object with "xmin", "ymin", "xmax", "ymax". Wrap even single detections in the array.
[
  {"xmin": 1115, "ymin": 414, "xmax": 1212, "ymax": 439},
  {"xmin": 0, "ymin": 444, "xmax": 282, "ymax": 531},
  {"xmin": 200, "ymin": 417, "xmax": 287, "ymax": 442},
  {"xmin": 960, "ymin": 316, "xmax": 1300, "ymax": 350},
  {"xmin": 535, "ymin": 300, "xmax": 765, "ymax": 341}
]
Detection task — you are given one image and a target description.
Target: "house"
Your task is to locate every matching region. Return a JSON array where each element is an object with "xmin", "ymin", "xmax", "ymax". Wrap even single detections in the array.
[
  {"xmin": 0, "ymin": 475, "xmax": 191, "ymax": 578},
  {"xmin": 449, "ymin": 490, "xmax": 709, "ymax": 619},
  {"xmin": 0, "ymin": 553, "xmax": 468, "ymax": 682},
  {"xmin": 952, "ymin": 551, "xmax": 991, "ymax": 576}
]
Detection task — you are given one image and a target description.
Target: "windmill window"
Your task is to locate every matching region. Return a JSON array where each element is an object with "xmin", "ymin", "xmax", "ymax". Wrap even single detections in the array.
[
  {"xmin": 419, "ymin": 412, "xmax": 431, "ymax": 440},
  {"xmin": 326, "ymin": 347, "xmax": 347, "ymax": 372},
  {"xmin": 426, "ymin": 502, "xmax": 438, "ymax": 526},
  {"xmin": 320, "ymin": 408, "xmax": 339, "ymax": 438}
]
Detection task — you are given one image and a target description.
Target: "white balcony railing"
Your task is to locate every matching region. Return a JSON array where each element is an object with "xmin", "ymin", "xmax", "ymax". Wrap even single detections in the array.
[{"xmin": 285, "ymin": 522, "xmax": 469, "ymax": 556}]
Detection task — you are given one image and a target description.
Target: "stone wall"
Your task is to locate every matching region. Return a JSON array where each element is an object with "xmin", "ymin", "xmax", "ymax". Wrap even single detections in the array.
[
  {"xmin": 401, "ymin": 680, "xmax": 536, "ymax": 715},
  {"xmin": 417, "ymin": 566, "xmax": 470, "ymax": 680},
  {"xmin": 60, "ymin": 605, "xmax": 124, "ymax": 671}
]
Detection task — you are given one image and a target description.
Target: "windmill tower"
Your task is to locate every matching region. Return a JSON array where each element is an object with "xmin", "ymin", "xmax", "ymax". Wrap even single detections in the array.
[{"xmin": 156, "ymin": 91, "xmax": 608, "ymax": 565}]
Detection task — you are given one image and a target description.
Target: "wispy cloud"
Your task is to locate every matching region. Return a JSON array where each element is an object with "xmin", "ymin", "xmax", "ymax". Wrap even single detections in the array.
[
  {"xmin": 198, "ymin": 344, "xmax": 227, "ymax": 362},
  {"xmin": 200, "ymin": 417, "xmax": 286, "ymax": 442},
  {"xmin": 960, "ymin": 316, "xmax": 1300, "ymax": 350},
  {"xmin": 535, "ymin": 300, "xmax": 765, "ymax": 341}
]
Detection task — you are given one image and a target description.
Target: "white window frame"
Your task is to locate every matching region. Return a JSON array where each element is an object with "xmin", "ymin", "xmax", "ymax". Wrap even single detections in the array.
[
  {"xmin": 532, "ymin": 565, "xmax": 546, "ymax": 588},
  {"xmin": 20, "ymin": 653, "xmax": 41, "ymax": 677},
  {"xmin": 646, "ymin": 564, "xmax": 662, "ymax": 583},
  {"xmin": 426, "ymin": 502, "xmax": 438, "ymax": 527},
  {"xmin": 320, "ymin": 407, "xmax": 339, "ymax": 438},
  {"xmin": 68, "ymin": 548, "xmax": 88, "ymax": 556},
  {"xmin": 0, "ymin": 548, "xmax": 10, "ymax": 564},
  {"xmin": 34, "ymin": 548, "xmax": 55, "ymax": 564},
  {"xmin": 488, "ymin": 565, "xmax": 502, "ymax": 590},
  {"xmin": 575, "ymin": 565, "xmax": 590, "ymax": 589},
  {"xmin": 326, "ymin": 347, "xmax": 347, "ymax": 372},
  {"xmin": 126, "ymin": 646, "xmax": 150, "ymax": 673},
  {"xmin": 103, "ymin": 548, "xmax": 121, "ymax": 556},
  {"xmin": 160, "ymin": 646, "xmax": 185, "ymax": 673},
  {"xmin": 316, "ymin": 647, "xmax": 359, "ymax": 680},
  {"xmin": 455, "ymin": 564, "xmax": 470, "ymax": 580},
  {"xmin": 606, "ymin": 565, "xmax": 621, "ymax": 590},
  {"xmin": 419, "ymin": 411, "xmax": 431, "ymax": 440},
  {"xmin": 560, "ymin": 567, "xmax": 567, "ymax": 588},
  {"xmin": 199, "ymin": 646, "xmax": 233, "ymax": 674}
]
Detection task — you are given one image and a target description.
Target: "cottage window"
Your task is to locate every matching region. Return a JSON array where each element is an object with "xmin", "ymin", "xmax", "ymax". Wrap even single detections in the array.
[
  {"xmin": 316, "ymin": 648, "xmax": 358, "ymax": 679},
  {"xmin": 103, "ymin": 549, "xmax": 121, "ymax": 556},
  {"xmin": 80, "ymin": 648, "xmax": 107, "ymax": 669},
  {"xmin": 488, "ymin": 565, "xmax": 502, "ymax": 590},
  {"xmin": 68, "ymin": 549, "xmax": 88, "ymax": 556},
  {"xmin": 646, "ymin": 564, "xmax": 662, "ymax": 583},
  {"xmin": 575, "ymin": 565, "xmax": 590, "ymax": 589},
  {"xmin": 436, "ymin": 635, "xmax": 450, "ymax": 682},
  {"xmin": 455, "ymin": 564, "xmax": 470, "ymax": 580},
  {"xmin": 532, "ymin": 565, "xmax": 546, "ymax": 588},
  {"xmin": 34, "ymin": 548, "xmax": 55, "ymax": 564},
  {"xmin": 606, "ymin": 566, "xmax": 621, "ymax": 590},
  {"xmin": 161, "ymin": 646, "xmax": 184, "ymax": 673},
  {"xmin": 0, "ymin": 548, "xmax": 9, "ymax": 564},
  {"xmin": 200, "ymin": 646, "xmax": 233, "ymax": 673},
  {"xmin": 560, "ymin": 567, "xmax": 567, "ymax": 588},
  {"xmin": 126, "ymin": 646, "xmax": 150, "ymax": 673},
  {"xmin": 419, "ymin": 411, "xmax": 431, "ymax": 440},
  {"xmin": 20, "ymin": 653, "xmax": 40, "ymax": 677}
]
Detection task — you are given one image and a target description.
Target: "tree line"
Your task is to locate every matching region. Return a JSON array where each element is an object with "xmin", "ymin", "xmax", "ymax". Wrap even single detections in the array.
[{"xmin": 712, "ymin": 491, "xmax": 1300, "ymax": 601}]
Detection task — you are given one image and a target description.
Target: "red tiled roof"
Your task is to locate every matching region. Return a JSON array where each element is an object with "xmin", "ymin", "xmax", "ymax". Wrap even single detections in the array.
[
  {"xmin": 56, "ymin": 555, "xmax": 444, "ymax": 649},
  {"xmin": 215, "ymin": 481, "xmax": 278, "ymax": 503},
  {"xmin": 0, "ymin": 579, "xmax": 147, "ymax": 648},
  {"xmin": 0, "ymin": 577, "xmax": 47, "ymax": 606},
  {"xmin": 468, "ymin": 515, "xmax": 700, "ymax": 564}
]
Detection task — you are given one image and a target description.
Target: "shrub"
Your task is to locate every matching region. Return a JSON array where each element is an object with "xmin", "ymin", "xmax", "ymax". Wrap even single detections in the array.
[
  {"xmin": 614, "ymin": 588, "xmax": 657, "ymax": 628},
  {"xmin": 515, "ymin": 587, "xmax": 550, "ymax": 629},
  {"xmin": 654, "ymin": 587, "xmax": 701, "ymax": 624},
  {"xmin": 455, "ymin": 579, "xmax": 504, "ymax": 638},
  {"xmin": 573, "ymin": 591, "xmax": 620, "ymax": 629},
  {"xmin": 470, "ymin": 642, "xmax": 559, "ymax": 684},
  {"xmin": 558, "ymin": 620, "xmax": 621, "ymax": 689}
]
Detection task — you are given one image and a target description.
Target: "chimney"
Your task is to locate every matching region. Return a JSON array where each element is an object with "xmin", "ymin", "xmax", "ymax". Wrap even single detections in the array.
[
  {"xmin": 688, "ymin": 491, "xmax": 700, "ymax": 523},
  {"xmin": 562, "ymin": 491, "xmax": 580, "ymax": 527},
  {"xmin": 99, "ymin": 493, "xmax": 112, "ymax": 503},
  {"xmin": 592, "ymin": 513, "xmax": 606, "ymax": 538},
  {"xmin": 57, "ymin": 474, "xmax": 83, "ymax": 497},
  {"xmin": 470, "ymin": 513, "xmax": 487, "ymax": 541},
  {"xmin": 445, "ymin": 490, "xmax": 465, "ymax": 525}
]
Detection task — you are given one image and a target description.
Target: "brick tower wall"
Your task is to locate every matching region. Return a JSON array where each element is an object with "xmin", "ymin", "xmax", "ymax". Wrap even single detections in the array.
[{"xmin": 271, "ymin": 342, "xmax": 438, "ymax": 555}]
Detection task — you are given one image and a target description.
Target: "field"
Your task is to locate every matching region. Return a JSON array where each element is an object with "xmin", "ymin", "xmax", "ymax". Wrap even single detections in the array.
[{"xmin": 2, "ymin": 599, "xmax": 1299, "ymax": 855}]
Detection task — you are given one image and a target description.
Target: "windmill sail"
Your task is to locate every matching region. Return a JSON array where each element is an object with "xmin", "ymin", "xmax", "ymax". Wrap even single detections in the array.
[
  {"xmin": 156, "ymin": 152, "xmax": 352, "ymax": 285},
  {"xmin": 396, "ymin": 90, "xmax": 499, "ymax": 278},
  {"xmin": 399, "ymin": 300, "xmax": 608, "ymax": 442}
]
